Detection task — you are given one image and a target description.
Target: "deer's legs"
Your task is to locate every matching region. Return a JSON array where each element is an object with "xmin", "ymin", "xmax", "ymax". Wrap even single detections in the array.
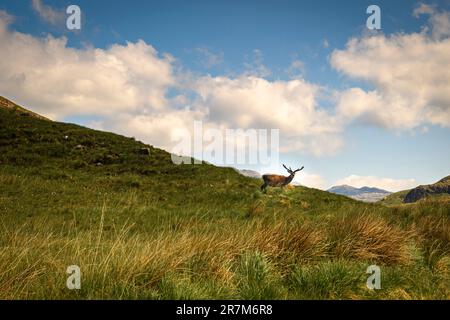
[{"xmin": 261, "ymin": 183, "xmax": 267, "ymax": 192}]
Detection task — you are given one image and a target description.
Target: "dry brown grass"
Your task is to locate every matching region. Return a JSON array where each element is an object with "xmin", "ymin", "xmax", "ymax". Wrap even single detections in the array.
[
  {"xmin": 326, "ymin": 213, "xmax": 412, "ymax": 264},
  {"xmin": 0, "ymin": 208, "xmax": 439, "ymax": 299}
]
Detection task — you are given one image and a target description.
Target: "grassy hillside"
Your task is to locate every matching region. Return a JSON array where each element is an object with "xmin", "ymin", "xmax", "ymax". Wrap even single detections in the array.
[
  {"xmin": 0, "ymin": 101, "xmax": 449, "ymax": 299},
  {"xmin": 379, "ymin": 190, "xmax": 411, "ymax": 206}
]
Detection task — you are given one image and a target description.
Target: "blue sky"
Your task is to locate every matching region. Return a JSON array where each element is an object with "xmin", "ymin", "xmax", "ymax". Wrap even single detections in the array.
[{"xmin": 1, "ymin": 0, "xmax": 449, "ymax": 190}]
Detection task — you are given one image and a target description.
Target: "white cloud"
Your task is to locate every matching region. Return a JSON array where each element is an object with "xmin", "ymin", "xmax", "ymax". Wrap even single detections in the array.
[
  {"xmin": 294, "ymin": 172, "xmax": 326, "ymax": 190},
  {"xmin": 192, "ymin": 75, "xmax": 343, "ymax": 156},
  {"xmin": 0, "ymin": 14, "xmax": 344, "ymax": 157},
  {"xmin": 0, "ymin": 15, "xmax": 175, "ymax": 120},
  {"xmin": 3, "ymin": 6, "xmax": 450, "ymax": 164},
  {"xmin": 243, "ymin": 49, "xmax": 271, "ymax": 77},
  {"xmin": 286, "ymin": 59, "xmax": 305, "ymax": 78},
  {"xmin": 195, "ymin": 47, "xmax": 224, "ymax": 68},
  {"xmin": 31, "ymin": 0, "xmax": 64, "ymax": 26},
  {"xmin": 90, "ymin": 108, "xmax": 205, "ymax": 153},
  {"xmin": 334, "ymin": 175, "xmax": 418, "ymax": 192},
  {"xmin": 96, "ymin": 75, "xmax": 344, "ymax": 158},
  {"xmin": 0, "ymin": 10, "xmax": 14, "ymax": 25},
  {"xmin": 413, "ymin": 3, "xmax": 436, "ymax": 18},
  {"xmin": 331, "ymin": 9, "xmax": 450, "ymax": 130},
  {"xmin": 413, "ymin": 3, "xmax": 450, "ymax": 39}
]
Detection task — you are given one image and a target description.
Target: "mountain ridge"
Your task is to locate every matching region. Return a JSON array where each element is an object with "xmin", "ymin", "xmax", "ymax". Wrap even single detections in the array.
[{"xmin": 328, "ymin": 184, "xmax": 391, "ymax": 202}]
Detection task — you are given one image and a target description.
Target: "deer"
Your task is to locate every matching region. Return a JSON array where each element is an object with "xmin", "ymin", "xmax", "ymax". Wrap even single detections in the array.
[{"xmin": 261, "ymin": 164, "xmax": 304, "ymax": 192}]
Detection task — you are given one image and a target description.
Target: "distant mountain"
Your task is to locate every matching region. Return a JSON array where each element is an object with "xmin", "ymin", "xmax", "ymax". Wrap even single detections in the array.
[
  {"xmin": 328, "ymin": 185, "xmax": 391, "ymax": 202},
  {"xmin": 403, "ymin": 175, "xmax": 450, "ymax": 203},
  {"xmin": 237, "ymin": 169, "xmax": 261, "ymax": 179}
]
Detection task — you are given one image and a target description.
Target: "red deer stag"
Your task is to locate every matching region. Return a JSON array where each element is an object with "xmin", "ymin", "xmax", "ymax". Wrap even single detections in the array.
[{"xmin": 261, "ymin": 164, "xmax": 304, "ymax": 192}]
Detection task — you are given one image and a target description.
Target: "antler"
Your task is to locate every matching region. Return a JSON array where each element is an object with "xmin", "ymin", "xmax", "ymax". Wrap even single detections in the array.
[
  {"xmin": 295, "ymin": 166, "xmax": 304, "ymax": 172},
  {"xmin": 282, "ymin": 164, "xmax": 290, "ymax": 172}
]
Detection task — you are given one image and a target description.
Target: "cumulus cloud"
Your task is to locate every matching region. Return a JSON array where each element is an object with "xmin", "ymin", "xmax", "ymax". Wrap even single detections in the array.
[
  {"xmin": 331, "ymin": 8, "xmax": 450, "ymax": 130},
  {"xmin": 2, "ymin": 5, "xmax": 449, "ymax": 163},
  {"xmin": 192, "ymin": 75, "xmax": 343, "ymax": 156},
  {"xmin": 413, "ymin": 3, "xmax": 450, "ymax": 39},
  {"xmin": 294, "ymin": 172, "xmax": 326, "ymax": 189},
  {"xmin": 90, "ymin": 108, "xmax": 204, "ymax": 151},
  {"xmin": 413, "ymin": 3, "xmax": 436, "ymax": 18},
  {"xmin": 94, "ymin": 76, "xmax": 344, "ymax": 158},
  {"xmin": 0, "ymin": 13, "xmax": 343, "ymax": 157},
  {"xmin": 334, "ymin": 175, "xmax": 418, "ymax": 192},
  {"xmin": 31, "ymin": 0, "xmax": 65, "ymax": 26},
  {"xmin": 243, "ymin": 49, "xmax": 271, "ymax": 77},
  {"xmin": 286, "ymin": 59, "xmax": 305, "ymax": 78},
  {"xmin": 0, "ymin": 15, "xmax": 175, "ymax": 119}
]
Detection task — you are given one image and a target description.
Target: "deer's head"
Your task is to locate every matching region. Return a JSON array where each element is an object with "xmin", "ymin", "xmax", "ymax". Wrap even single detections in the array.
[{"xmin": 282, "ymin": 164, "xmax": 304, "ymax": 177}]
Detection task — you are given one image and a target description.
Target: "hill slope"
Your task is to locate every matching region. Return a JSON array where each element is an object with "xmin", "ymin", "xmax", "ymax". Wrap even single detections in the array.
[
  {"xmin": 0, "ymin": 97, "xmax": 449, "ymax": 300},
  {"xmin": 0, "ymin": 96, "xmax": 50, "ymax": 121}
]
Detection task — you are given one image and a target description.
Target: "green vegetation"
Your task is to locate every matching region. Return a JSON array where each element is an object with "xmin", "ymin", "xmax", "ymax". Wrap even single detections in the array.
[
  {"xmin": 0, "ymin": 104, "xmax": 449, "ymax": 299},
  {"xmin": 379, "ymin": 190, "xmax": 411, "ymax": 206}
]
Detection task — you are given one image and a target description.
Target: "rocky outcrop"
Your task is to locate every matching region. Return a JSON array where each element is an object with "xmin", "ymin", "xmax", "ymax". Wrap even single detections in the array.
[{"xmin": 403, "ymin": 176, "xmax": 450, "ymax": 203}]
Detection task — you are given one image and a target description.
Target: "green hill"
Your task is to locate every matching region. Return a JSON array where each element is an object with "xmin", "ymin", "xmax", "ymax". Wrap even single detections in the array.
[
  {"xmin": 378, "ymin": 189, "xmax": 411, "ymax": 206},
  {"xmin": 0, "ymin": 97, "xmax": 449, "ymax": 299}
]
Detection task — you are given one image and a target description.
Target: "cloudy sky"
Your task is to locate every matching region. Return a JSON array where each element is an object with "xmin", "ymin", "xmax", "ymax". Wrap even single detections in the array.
[{"xmin": 0, "ymin": 0, "xmax": 449, "ymax": 191}]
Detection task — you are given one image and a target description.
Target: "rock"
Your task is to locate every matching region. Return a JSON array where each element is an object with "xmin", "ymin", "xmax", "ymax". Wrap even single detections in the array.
[{"xmin": 74, "ymin": 144, "xmax": 86, "ymax": 150}]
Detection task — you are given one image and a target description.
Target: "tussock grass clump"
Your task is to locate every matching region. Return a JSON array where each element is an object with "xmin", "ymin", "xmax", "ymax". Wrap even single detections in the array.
[
  {"xmin": 235, "ymin": 252, "xmax": 284, "ymax": 299},
  {"xmin": 414, "ymin": 215, "xmax": 450, "ymax": 268},
  {"xmin": 288, "ymin": 260, "xmax": 366, "ymax": 299},
  {"xmin": 249, "ymin": 221, "xmax": 327, "ymax": 263},
  {"xmin": 326, "ymin": 213, "xmax": 411, "ymax": 264}
]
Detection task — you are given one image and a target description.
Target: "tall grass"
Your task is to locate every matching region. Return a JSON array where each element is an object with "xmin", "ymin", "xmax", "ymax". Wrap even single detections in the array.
[
  {"xmin": 326, "ymin": 212, "xmax": 412, "ymax": 264},
  {"xmin": 1, "ymin": 198, "xmax": 449, "ymax": 299}
]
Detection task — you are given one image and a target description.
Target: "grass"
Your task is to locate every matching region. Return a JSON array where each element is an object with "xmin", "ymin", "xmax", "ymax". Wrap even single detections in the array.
[{"xmin": 0, "ymin": 104, "xmax": 449, "ymax": 299}]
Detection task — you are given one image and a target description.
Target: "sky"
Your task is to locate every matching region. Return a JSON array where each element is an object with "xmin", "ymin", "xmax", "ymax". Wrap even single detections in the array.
[{"xmin": 0, "ymin": 0, "xmax": 449, "ymax": 191}]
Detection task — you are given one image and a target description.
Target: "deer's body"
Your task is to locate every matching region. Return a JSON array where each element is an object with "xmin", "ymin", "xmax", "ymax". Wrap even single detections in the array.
[{"xmin": 261, "ymin": 164, "xmax": 304, "ymax": 192}]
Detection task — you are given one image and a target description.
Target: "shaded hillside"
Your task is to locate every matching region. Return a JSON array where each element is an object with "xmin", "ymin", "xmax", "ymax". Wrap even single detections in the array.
[{"xmin": 404, "ymin": 176, "xmax": 450, "ymax": 203}]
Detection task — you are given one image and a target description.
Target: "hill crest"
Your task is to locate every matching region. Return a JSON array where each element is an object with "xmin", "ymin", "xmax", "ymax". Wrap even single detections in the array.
[{"xmin": 0, "ymin": 96, "xmax": 50, "ymax": 121}]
